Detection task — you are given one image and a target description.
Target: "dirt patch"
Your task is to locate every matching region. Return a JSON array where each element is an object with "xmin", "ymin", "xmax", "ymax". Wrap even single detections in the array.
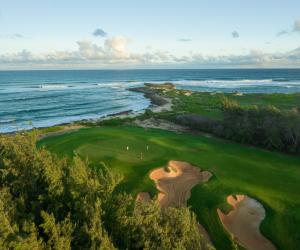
[
  {"xmin": 136, "ymin": 160, "xmax": 213, "ymax": 245},
  {"xmin": 150, "ymin": 96, "xmax": 173, "ymax": 112},
  {"xmin": 217, "ymin": 195, "xmax": 276, "ymax": 250},
  {"xmin": 134, "ymin": 118, "xmax": 189, "ymax": 133}
]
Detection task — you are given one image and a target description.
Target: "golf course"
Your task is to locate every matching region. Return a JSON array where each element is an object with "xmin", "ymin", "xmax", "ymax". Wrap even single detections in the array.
[
  {"xmin": 1, "ymin": 2, "xmax": 300, "ymax": 248},
  {"xmin": 38, "ymin": 124, "xmax": 300, "ymax": 250}
]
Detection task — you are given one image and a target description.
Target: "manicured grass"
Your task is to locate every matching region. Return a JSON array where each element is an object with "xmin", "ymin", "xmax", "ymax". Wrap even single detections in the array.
[{"xmin": 38, "ymin": 125, "xmax": 300, "ymax": 250}]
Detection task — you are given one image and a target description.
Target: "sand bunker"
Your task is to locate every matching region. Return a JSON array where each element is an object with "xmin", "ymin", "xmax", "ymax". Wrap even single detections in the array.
[
  {"xmin": 217, "ymin": 195, "xmax": 276, "ymax": 250},
  {"xmin": 149, "ymin": 160, "xmax": 212, "ymax": 207},
  {"xmin": 136, "ymin": 160, "xmax": 213, "ymax": 245}
]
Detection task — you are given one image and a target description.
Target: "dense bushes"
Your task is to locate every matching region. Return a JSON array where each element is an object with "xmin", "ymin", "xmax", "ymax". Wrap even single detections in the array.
[
  {"xmin": 175, "ymin": 114, "xmax": 218, "ymax": 133},
  {"xmin": 0, "ymin": 133, "xmax": 210, "ymax": 250},
  {"xmin": 0, "ymin": 133, "xmax": 119, "ymax": 250},
  {"xmin": 105, "ymin": 194, "xmax": 212, "ymax": 250},
  {"xmin": 174, "ymin": 98, "xmax": 300, "ymax": 154},
  {"xmin": 220, "ymin": 98, "xmax": 300, "ymax": 153}
]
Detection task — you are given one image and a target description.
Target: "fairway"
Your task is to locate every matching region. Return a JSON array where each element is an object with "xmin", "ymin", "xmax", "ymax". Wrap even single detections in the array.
[{"xmin": 39, "ymin": 125, "xmax": 300, "ymax": 250}]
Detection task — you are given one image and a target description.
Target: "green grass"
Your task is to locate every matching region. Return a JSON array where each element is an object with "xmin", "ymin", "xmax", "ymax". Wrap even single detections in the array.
[
  {"xmin": 38, "ymin": 125, "xmax": 300, "ymax": 250},
  {"xmin": 161, "ymin": 90, "xmax": 300, "ymax": 119},
  {"xmin": 37, "ymin": 125, "xmax": 67, "ymax": 134}
]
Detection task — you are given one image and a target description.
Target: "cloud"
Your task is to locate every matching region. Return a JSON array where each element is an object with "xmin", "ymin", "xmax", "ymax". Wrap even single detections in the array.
[
  {"xmin": 188, "ymin": 48, "xmax": 300, "ymax": 67},
  {"xmin": 293, "ymin": 19, "xmax": 300, "ymax": 33},
  {"xmin": 10, "ymin": 33, "xmax": 23, "ymax": 39},
  {"xmin": 105, "ymin": 36, "xmax": 130, "ymax": 57},
  {"xmin": 0, "ymin": 33, "xmax": 24, "ymax": 39},
  {"xmin": 277, "ymin": 19, "xmax": 300, "ymax": 36},
  {"xmin": 178, "ymin": 38, "xmax": 192, "ymax": 42},
  {"xmin": 231, "ymin": 31, "xmax": 239, "ymax": 38},
  {"xmin": 0, "ymin": 37, "xmax": 300, "ymax": 69},
  {"xmin": 75, "ymin": 36, "xmax": 131, "ymax": 62},
  {"xmin": 93, "ymin": 28, "xmax": 107, "ymax": 37},
  {"xmin": 277, "ymin": 30, "xmax": 289, "ymax": 36}
]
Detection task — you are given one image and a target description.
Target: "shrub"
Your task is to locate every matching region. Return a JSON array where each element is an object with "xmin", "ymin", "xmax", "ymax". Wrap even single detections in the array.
[
  {"xmin": 176, "ymin": 114, "xmax": 219, "ymax": 133},
  {"xmin": 0, "ymin": 133, "xmax": 211, "ymax": 250}
]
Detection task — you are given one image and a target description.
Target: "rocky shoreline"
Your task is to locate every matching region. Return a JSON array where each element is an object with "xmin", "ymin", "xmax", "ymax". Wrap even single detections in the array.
[{"xmin": 0, "ymin": 83, "xmax": 175, "ymax": 136}]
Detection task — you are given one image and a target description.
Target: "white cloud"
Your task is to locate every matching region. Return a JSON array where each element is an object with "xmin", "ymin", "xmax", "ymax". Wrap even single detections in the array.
[
  {"xmin": 277, "ymin": 18, "xmax": 300, "ymax": 36},
  {"xmin": 77, "ymin": 40, "xmax": 105, "ymax": 59},
  {"xmin": 178, "ymin": 38, "xmax": 192, "ymax": 42},
  {"xmin": 188, "ymin": 48, "xmax": 300, "ymax": 67},
  {"xmin": 0, "ymin": 33, "xmax": 24, "ymax": 39},
  {"xmin": 0, "ymin": 36, "xmax": 300, "ymax": 69},
  {"xmin": 104, "ymin": 36, "xmax": 130, "ymax": 58}
]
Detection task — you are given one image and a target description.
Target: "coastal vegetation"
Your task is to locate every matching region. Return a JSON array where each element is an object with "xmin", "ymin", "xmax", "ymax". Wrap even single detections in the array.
[
  {"xmin": 174, "ymin": 98, "xmax": 300, "ymax": 153},
  {"xmin": 0, "ymin": 133, "xmax": 210, "ymax": 250},
  {"xmin": 39, "ymin": 125, "xmax": 300, "ymax": 250},
  {"xmin": 220, "ymin": 99, "xmax": 300, "ymax": 153},
  {"xmin": 2, "ymin": 83, "xmax": 300, "ymax": 249},
  {"xmin": 133, "ymin": 83, "xmax": 300, "ymax": 154}
]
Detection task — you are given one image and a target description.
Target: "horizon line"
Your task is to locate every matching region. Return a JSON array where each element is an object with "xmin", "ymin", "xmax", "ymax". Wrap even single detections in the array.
[{"xmin": 1, "ymin": 67, "xmax": 300, "ymax": 72}]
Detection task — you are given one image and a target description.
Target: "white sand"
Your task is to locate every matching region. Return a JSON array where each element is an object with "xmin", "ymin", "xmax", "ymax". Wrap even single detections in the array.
[{"xmin": 217, "ymin": 195, "xmax": 276, "ymax": 250}]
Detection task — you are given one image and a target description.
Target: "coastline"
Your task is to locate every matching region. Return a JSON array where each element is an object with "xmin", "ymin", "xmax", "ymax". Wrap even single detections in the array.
[
  {"xmin": 7, "ymin": 81, "xmax": 300, "ymax": 249},
  {"xmin": 3, "ymin": 81, "xmax": 300, "ymax": 137},
  {"xmin": 0, "ymin": 83, "xmax": 172, "ymax": 136}
]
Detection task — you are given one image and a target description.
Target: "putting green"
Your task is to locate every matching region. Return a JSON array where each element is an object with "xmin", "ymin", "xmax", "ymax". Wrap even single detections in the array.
[{"xmin": 39, "ymin": 125, "xmax": 300, "ymax": 250}]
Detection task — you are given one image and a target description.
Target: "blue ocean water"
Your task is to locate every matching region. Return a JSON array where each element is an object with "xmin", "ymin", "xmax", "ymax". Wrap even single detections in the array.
[{"xmin": 1, "ymin": 69, "xmax": 300, "ymax": 133}]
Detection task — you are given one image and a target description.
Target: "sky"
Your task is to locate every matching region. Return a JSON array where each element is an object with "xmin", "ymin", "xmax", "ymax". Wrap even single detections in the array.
[{"xmin": 0, "ymin": 0, "xmax": 300, "ymax": 69}]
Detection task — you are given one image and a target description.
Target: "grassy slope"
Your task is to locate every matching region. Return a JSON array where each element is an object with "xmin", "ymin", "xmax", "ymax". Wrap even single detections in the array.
[{"xmin": 39, "ymin": 125, "xmax": 300, "ymax": 250}]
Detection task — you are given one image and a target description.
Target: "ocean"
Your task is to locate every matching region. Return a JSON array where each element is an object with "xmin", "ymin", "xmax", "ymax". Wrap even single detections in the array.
[{"xmin": 1, "ymin": 69, "xmax": 300, "ymax": 133}]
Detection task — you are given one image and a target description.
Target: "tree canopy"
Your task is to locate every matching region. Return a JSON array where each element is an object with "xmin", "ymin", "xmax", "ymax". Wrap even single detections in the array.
[{"xmin": 0, "ymin": 133, "xmax": 210, "ymax": 250}]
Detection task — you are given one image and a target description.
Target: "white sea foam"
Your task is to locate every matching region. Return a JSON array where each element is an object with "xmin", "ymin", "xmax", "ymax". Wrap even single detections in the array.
[
  {"xmin": 1, "ymin": 71, "xmax": 300, "ymax": 133},
  {"xmin": 96, "ymin": 82, "xmax": 122, "ymax": 88},
  {"xmin": 38, "ymin": 84, "xmax": 70, "ymax": 89},
  {"xmin": 95, "ymin": 81, "xmax": 142, "ymax": 89},
  {"xmin": 143, "ymin": 79, "xmax": 300, "ymax": 89},
  {"xmin": 173, "ymin": 79, "xmax": 275, "ymax": 87}
]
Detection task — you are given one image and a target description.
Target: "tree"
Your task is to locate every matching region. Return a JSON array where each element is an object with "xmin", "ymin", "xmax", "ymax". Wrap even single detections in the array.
[
  {"xmin": 219, "ymin": 98, "xmax": 300, "ymax": 154},
  {"xmin": 0, "ymin": 133, "xmax": 212, "ymax": 249},
  {"xmin": 0, "ymin": 133, "xmax": 118, "ymax": 249},
  {"xmin": 105, "ymin": 194, "xmax": 210, "ymax": 250}
]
